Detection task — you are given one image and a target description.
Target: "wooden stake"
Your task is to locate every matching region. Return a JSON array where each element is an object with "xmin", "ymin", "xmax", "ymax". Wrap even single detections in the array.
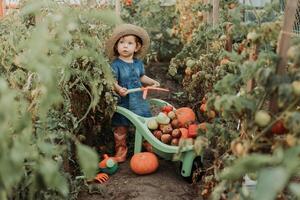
[
  {"xmin": 208, "ymin": 0, "xmax": 213, "ymax": 24},
  {"xmin": 225, "ymin": 23, "xmax": 233, "ymax": 52},
  {"xmin": 246, "ymin": 44, "xmax": 259, "ymax": 92},
  {"xmin": 0, "ymin": 0, "xmax": 4, "ymax": 18},
  {"xmin": 270, "ymin": 0, "xmax": 298, "ymax": 113},
  {"xmin": 276, "ymin": 1, "xmax": 298, "ymax": 74},
  {"xmin": 115, "ymin": 0, "xmax": 120, "ymax": 17},
  {"xmin": 213, "ymin": 0, "xmax": 219, "ymax": 27}
]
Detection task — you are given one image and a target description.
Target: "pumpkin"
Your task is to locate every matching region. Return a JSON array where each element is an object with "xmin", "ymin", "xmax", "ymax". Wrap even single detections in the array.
[
  {"xmin": 130, "ymin": 152, "xmax": 159, "ymax": 175},
  {"xmin": 175, "ymin": 107, "xmax": 196, "ymax": 127}
]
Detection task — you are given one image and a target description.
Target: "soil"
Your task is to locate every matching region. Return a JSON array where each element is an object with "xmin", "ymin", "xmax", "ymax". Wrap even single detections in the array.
[{"xmin": 77, "ymin": 62, "xmax": 200, "ymax": 200}]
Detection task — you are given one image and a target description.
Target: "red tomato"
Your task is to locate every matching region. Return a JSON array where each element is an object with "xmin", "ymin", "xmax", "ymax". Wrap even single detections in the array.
[
  {"xmin": 161, "ymin": 105, "xmax": 173, "ymax": 113},
  {"xmin": 200, "ymin": 103, "xmax": 207, "ymax": 113},
  {"xmin": 125, "ymin": 0, "xmax": 132, "ymax": 6},
  {"xmin": 271, "ymin": 120, "xmax": 287, "ymax": 135},
  {"xmin": 188, "ymin": 124, "xmax": 198, "ymax": 138}
]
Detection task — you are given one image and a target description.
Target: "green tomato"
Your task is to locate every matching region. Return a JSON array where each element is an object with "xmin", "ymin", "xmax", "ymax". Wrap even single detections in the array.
[
  {"xmin": 254, "ymin": 110, "xmax": 271, "ymax": 128},
  {"xmin": 292, "ymin": 81, "xmax": 300, "ymax": 96},
  {"xmin": 186, "ymin": 59, "xmax": 196, "ymax": 68}
]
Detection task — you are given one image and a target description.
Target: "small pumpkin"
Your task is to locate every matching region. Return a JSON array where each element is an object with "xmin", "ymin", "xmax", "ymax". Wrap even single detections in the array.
[
  {"xmin": 130, "ymin": 152, "xmax": 159, "ymax": 175},
  {"xmin": 175, "ymin": 107, "xmax": 196, "ymax": 127}
]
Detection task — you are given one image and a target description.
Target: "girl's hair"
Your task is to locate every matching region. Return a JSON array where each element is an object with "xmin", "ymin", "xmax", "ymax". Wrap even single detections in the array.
[{"xmin": 113, "ymin": 34, "xmax": 143, "ymax": 56}]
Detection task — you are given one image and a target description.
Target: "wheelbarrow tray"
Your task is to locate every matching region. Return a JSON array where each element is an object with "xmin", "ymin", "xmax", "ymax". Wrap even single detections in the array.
[{"xmin": 116, "ymin": 98, "xmax": 201, "ymax": 177}]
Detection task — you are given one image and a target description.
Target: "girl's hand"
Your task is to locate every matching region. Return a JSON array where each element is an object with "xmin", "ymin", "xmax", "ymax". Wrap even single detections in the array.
[
  {"xmin": 152, "ymin": 80, "xmax": 160, "ymax": 87},
  {"xmin": 118, "ymin": 87, "xmax": 128, "ymax": 96}
]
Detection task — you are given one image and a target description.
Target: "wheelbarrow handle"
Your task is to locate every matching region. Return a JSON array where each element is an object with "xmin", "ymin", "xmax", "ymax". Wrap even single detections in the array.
[
  {"xmin": 126, "ymin": 86, "xmax": 170, "ymax": 99},
  {"xmin": 127, "ymin": 88, "xmax": 143, "ymax": 94},
  {"xmin": 127, "ymin": 87, "xmax": 169, "ymax": 93}
]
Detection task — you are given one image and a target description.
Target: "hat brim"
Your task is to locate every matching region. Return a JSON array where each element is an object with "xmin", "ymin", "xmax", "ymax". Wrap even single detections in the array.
[{"xmin": 105, "ymin": 24, "xmax": 150, "ymax": 60}]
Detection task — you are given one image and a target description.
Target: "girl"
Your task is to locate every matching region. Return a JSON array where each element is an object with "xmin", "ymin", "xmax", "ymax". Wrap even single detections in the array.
[{"xmin": 105, "ymin": 24, "xmax": 160, "ymax": 162}]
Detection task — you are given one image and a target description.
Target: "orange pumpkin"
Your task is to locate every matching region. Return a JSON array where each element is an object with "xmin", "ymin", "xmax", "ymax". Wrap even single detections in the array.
[
  {"xmin": 130, "ymin": 152, "xmax": 159, "ymax": 175},
  {"xmin": 175, "ymin": 107, "xmax": 196, "ymax": 127}
]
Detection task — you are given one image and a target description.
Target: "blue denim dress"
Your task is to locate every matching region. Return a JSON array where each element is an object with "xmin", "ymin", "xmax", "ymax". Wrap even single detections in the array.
[{"xmin": 111, "ymin": 58, "xmax": 152, "ymax": 126}]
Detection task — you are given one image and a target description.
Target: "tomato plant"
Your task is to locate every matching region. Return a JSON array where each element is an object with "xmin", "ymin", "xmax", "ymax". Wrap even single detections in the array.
[{"xmin": 0, "ymin": 1, "xmax": 120, "ymax": 199}]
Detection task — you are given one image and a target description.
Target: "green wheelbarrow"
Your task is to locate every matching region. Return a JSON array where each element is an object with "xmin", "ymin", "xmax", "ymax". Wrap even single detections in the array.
[{"xmin": 116, "ymin": 98, "xmax": 203, "ymax": 181}]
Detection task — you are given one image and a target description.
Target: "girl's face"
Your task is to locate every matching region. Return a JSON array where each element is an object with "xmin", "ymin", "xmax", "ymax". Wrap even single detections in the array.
[{"xmin": 116, "ymin": 35, "xmax": 141, "ymax": 60}]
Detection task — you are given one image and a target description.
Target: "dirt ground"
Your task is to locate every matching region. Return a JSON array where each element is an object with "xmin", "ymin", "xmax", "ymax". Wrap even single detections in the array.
[
  {"xmin": 77, "ymin": 63, "xmax": 200, "ymax": 200},
  {"xmin": 78, "ymin": 159, "xmax": 199, "ymax": 200}
]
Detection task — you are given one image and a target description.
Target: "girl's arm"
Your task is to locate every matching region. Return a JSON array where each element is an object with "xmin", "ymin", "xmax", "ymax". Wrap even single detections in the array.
[
  {"xmin": 114, "ymin": 82, "xmax": 128, "ymax": 96},
  {"xmin": 140, "ymin": 75, "xmax": 160, "ymax": 87}
]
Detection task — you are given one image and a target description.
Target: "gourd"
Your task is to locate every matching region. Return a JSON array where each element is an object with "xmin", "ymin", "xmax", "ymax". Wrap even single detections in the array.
[
  {"xmin": 130, "ymin": 152, "xmax": 159, "ymax": 175},
  {"xmin": 155, "ymin": 112, "xmax": 170, "ymax": 125},
  {"xmin": 175, "ymin": 107, "xmax": 196, "ymax": 127}
]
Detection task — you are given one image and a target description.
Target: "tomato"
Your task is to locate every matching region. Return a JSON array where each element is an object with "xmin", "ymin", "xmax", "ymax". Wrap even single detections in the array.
[
  {"xmin": 271, "ymin": 120, "xmax": 287, "ymax": 135},
  {"xmin": 124, "ymin": 0, "xmax": 132, "ymax": 6},
  {"xmin": 292, "ymin": 81, "xmax": 300, "ymax": 96},
  {"xmin": 220, "ymin": 58, "xmax": 230, "ymax": 65},
  {"xmin": 185, "ymin": 67, "xmax": 192, "ymax": 76},
  {"xmin": 198, "ymin": 122, "xmax": 207, "ymax": 132},
  {"xmin": 254, "ymin": 110, "xmax": 271, "ymax": 128},
  {"xmin": 200, "ymin": 103, "xmax": 207, "ymax": 113},
  {"xmin": 207, "ymin": 110, "xmax": 216, "ymax": 119},
  {"xmin": 188, "ymin": 124, "xmax": 198, "ymax": 138},
  {"xmin": 161, "ymin": 105, "xmax": 173, "ymax": 113}
]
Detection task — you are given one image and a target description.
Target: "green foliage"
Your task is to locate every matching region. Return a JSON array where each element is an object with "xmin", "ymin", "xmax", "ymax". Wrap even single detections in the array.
[
  {"xmin": 121, "ymin": 0, "xmax": 182, "ymax": 61},
  {"xmin": 76, "ymin": 144, "xmax": 99, "ymax": 179},
  {"xmin": 0, "ymin": 1, "xmax": 120, "ymax": 199},
  {"xmin": 169, "ymin": 0, "xmax": 300, "ymax": 198}
]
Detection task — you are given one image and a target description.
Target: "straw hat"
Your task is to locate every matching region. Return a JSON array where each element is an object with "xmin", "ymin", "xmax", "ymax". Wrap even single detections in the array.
[{"xmin": 105, "ymin": 24, "xmax": 150, "ymax": 60}]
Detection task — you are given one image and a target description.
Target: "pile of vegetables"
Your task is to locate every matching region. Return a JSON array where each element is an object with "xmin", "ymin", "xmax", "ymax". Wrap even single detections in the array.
[{"xmin": 147, "ymin": 105, "xmax": 202, "ymax": 146}]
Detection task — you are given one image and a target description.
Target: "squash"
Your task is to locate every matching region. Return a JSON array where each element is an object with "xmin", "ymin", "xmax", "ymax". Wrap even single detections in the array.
[
  {"xmin": 175, "ymin": 107, "xmax": 196, "ymax": 127},
  {"xmin": 156, "ymin": 112, "xmax": 170, "ymax": 125},
  {"xmin": 147, "ymin": 118, "xmax": 158, "ymax": 130},
  {"xmin": 130, "ymin": 152, "xmax": 159, "ymax": 175},
  {"xmin": 167, "ymin": 111, "xmax": 176, "ymax": 119}
]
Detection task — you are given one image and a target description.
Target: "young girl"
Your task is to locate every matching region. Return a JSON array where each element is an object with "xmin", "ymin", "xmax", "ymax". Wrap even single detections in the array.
[{"xmin": 105, "ymin": 24, "xmax": 160, "ymax": 162}]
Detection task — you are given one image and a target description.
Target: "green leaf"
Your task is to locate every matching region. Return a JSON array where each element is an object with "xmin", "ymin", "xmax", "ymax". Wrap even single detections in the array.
[
  {"xmin": 39, "ymin": 159, "xmax": 69, "ymax": 196},
  {"xmin": 76, "ymin": 143, "xmax": 99, "ymax": 179},
  {"xmin": 220, "ymin": 154, "xmax": 279, "ymax": 180},
  {"xmin": 193, "ymin": 136, "xmax": 208, "ymax": 156},
  {"xmin": 254, "ymin": 167, "xmax": 289, "ymax": 200},
  {"xmin": 289, "ymin": 183, "xmax": 300, "ymax": 198}
]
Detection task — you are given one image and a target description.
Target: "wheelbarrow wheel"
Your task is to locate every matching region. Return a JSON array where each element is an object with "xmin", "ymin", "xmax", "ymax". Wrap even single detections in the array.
[{"xmin": 179, "ymin": 156, "xmax": 203, "ymax": 183}]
